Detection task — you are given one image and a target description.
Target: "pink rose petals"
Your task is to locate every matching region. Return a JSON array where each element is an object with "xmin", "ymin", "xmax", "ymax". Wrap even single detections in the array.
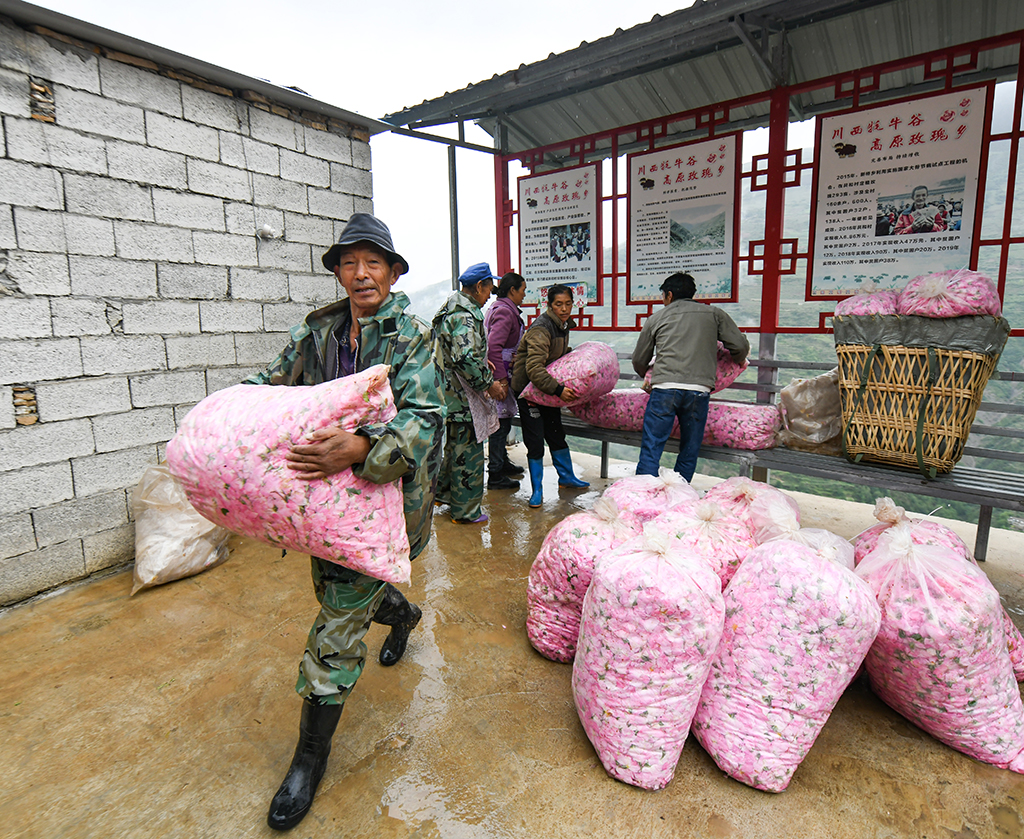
[
  {"xmin": 857, "ymin": 523, "xmax": 1024, "ymax": 772},
  {"xmin": 897, "ymin": 268, "xmax": 1002, "ymax": 318},
  {"xmin": 647, "ymin": 500, "xmax": 756, "ymax": 589},
  {"xmin": 526, "ymin": 498, "xmax": 642, "ymax": 663},
  {"xmin": 853, "ymin": 498, "xmax": 1024, "ymax": 682},
  {"xmin": 572, "ymin": 525, "xmax": 725, "ymax": 790},
  {"xmin": 165, "ymin": 365, "xmax": 412, "ymax": 584},
  {"xmin": 698, "ymin": 401, "xmax": 781, "ymax": 450},
  {"xmin": 521, "ymin": 341, "xmax": 619, "ymax": 407},
  {"xmin": 691, "ymin": 540, "xmax": 881, "ymax": 792},
  {"xmin": 601, "ymin": 468, "xmax": 699, "ymax": 523},
  {"xmin": 833, "ymin": 289, "xmax": 899, "ymax": 316},
  {"xmin": 569, "ymin": 388, "xmax": 649, "ymax": 431}
]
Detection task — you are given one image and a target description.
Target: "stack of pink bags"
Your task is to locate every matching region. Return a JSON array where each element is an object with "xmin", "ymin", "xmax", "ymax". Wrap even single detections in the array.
[
  {"xmin": 527, "ymin": 474, "xmax": 1024, "ymax": 792},
  {"xmin": 834, "ymin": 269, "xmax": 1002, "ymax": 318}
]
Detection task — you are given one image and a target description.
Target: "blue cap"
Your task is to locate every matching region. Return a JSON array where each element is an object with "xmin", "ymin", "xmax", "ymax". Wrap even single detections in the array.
[{"xmin": 458, "ymin": 262, "xmax": 497, "ymax": 285}]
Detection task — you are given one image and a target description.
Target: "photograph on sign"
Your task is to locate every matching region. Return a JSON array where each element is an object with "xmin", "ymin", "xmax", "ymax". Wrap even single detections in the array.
[
  {"xmin": 517, "ymin": 163, "xmax": 600, "ymax": 306},
  {"xmin": 627, "ymin": 135, "xmax": 739, "ymax": 302},
  {"xmin": 810, "ymin": 86, "xmax": 988, "ymax": 297}
]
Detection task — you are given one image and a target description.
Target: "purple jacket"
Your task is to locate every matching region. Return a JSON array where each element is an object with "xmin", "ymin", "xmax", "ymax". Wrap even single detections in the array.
[{"xmin": 484, "ymin": 296, "xmax": 525, "ymax": 380}]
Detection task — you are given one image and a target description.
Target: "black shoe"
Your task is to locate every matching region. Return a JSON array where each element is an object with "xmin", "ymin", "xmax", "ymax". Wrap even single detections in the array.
[
  {"xmin": 487, "ymin": 474, "xmax": 520, "ymax": 490},
  {"xmin": 267, "ymin": 699, "xmax": 343, "ymax": 831},
  {"xmin": 375, "ymin": 584, "xmax": 422, "ymax": 667},
  {"xmin": 502, "ymin": 463, "xmax": 525, "ymax": 477}
]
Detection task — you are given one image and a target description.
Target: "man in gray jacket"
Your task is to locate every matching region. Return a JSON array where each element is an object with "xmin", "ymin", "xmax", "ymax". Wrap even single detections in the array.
[{"xmin": 631, "ymin": 272, "xmax": 749, "ymax": 481}]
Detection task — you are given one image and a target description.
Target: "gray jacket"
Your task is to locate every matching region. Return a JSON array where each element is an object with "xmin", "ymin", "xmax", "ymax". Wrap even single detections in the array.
[{"xmin": 631, "ymin": 298, "xmax": 749, "ymax": 390}]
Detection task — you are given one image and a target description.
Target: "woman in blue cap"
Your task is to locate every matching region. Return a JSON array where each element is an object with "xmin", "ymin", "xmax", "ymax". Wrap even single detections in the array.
[{"xmin": 432, "ymin": 263, "xmax": 509, "ymax": 523}]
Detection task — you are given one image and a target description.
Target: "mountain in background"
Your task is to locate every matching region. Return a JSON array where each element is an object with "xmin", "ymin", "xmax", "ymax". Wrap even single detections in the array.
[{"xmin": 405, "ymin": 280, "xmax": 453, "ymax": 322}]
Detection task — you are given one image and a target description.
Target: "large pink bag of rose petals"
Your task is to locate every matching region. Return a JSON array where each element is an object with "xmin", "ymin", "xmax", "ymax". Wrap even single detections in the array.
[
  {"xmin": 526, "ymin": 498, "xmax": 642, "ymax": 663},
  {"xmin": 833, "ymin": 289, "xmax": 899, "ymax": 316},
  {"xmin": 569, "ymin": 388, "xmax": 649, "ymax": 431},
  {"xmin": 853, "ymin": 498, "xmax": 1024, "ymax": 682},
  {"xmin": 699, "ymin": 401, "xmax": 780, "ymax": 450},
  {"xmin": 896, "ymin": 268, "xmax": 1002, "ymax": 318},
  {"xmin": 572, "ymin": 525, "xmax": 725, "ymax": 790},
  {"xmin": 647, "ymin": 500, "xmax": 756, "ymax": 590},
  {"xmin": 601, "ymin": 468, "xmax": 699, "ymax": 523},
  {"xmin": 520, "ymin": 341, "xmax": 619, "ymax": 407},
  {"xmin": 165, "ymin": 365, "xmax": 412, "ymax": 584},
  {"xmin": 857, "ymin": 523, "xmax": 1024, "ymax": 773},
  {"xmin": 691, "ymin": 540, "xmax": 881, "ymax": 792}
]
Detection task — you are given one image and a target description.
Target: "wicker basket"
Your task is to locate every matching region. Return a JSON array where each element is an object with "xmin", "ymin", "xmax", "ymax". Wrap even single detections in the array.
[{"xmin": 833, "ymin": 314, "xmax": 1009, "ymax": 477}]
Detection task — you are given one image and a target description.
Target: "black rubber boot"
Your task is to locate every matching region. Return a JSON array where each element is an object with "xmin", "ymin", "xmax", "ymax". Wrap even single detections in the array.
[
  {"xmin": 374, "ymin": 583, "xmax": 422, "ymax": 667},
  {"xmin": 487, "ymin": 474, "xmax": 520, "ymax": 490},
  {"xmin": 267, "ymin": 698, "xmax": 343, "ymax": 831}
]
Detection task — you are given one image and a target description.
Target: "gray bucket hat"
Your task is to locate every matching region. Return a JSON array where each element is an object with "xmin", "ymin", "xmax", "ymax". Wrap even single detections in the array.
[{"xmin": 321, "ymin": 213, "xmax": 409, "ymax": 275}]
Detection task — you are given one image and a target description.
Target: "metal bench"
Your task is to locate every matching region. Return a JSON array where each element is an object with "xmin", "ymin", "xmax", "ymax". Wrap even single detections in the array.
[{"xmin": 513, "ymin": 356, "xmax": 1024, "ymax": 561}]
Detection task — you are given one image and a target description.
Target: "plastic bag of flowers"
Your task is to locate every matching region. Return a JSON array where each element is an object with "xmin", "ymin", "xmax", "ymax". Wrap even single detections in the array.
[
  {"xmin": 833, "ymin": 288, "xmax": 900, "ymax": 316},
  {"xmin": 165, "ymin": 364, "xmax": 412, "ymax": 584},
  {"xmin": 691, "ymin": 539, "xmax": 880, "ymax": 792},
  {"xmin": 896, "ymin": 268, "xmax": 1002, "ymax": 318},
  {"xmin": 601, "ymin": 467, "xmax": 699, "ymax": 524},
  {"xmin": 572, "ymin": 524, "xmax": 725, "ymax": 790},
  {"xmin": 520, "ymin": 340, "xmax": 619, "ymax": 407},
  {"xmin": 698, "ymin": 401, "xmax": 781, "ymax": 450},
  {"xmin": 701, "ymin": 476, "xmax": 799, "ymax": 540},
  {"xmin": 647, "ymin": 500, "xmax": 756, "ymax": 590},
  {"xmin": 130, "ymin": 463, "xmax": 232, "ymax": 594},
  {"xmin": 569, "ymin": 388, "xmax": 650, "ymax": 431},
  {"xmin": 857, "ymin": 522, "xmax": 1024, "ymax": 772},
  {"xmin": 526, "ymin": 497, "xmax": 642, "ymax": 663},
  {"xmin": 853, "ymin": 498, "xmax": 1024, "ymax": 681}
]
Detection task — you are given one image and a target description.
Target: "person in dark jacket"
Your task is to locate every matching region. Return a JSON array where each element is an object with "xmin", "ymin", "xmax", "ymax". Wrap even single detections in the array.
[
  {"xmin": 631, "ymin": 272, "xmax": 748, "ymax": 481},
  {"xmin": 510, "ymin": 284, "xmax": 589, "ymax": 508},
  {"xmin": 484, "ymin": 272, "xmax": 527, "ymax": 489}
]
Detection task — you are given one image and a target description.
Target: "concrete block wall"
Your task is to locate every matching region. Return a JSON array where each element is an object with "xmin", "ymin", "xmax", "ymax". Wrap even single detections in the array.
[{"xmin": 0, "ymin": 16, "xmax": 374, "ymax": 605}]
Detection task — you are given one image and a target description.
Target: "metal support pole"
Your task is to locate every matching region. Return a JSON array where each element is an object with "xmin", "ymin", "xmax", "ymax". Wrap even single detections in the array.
[{"xmin": 448, "ymin": 142, "xmax": 460, "ymax": 289}]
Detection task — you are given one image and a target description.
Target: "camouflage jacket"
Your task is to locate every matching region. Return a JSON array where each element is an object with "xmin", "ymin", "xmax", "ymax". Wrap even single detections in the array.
[
  {"xmin": 244, "ymin": 291, "xmax": 444, "ymax": 560},
  {"xmin": 431, "ymin": 290, "xmax": 494, "ymax": 424}
]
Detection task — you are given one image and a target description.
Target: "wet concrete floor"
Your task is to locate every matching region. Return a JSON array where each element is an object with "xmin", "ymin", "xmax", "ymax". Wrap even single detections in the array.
[{"xmin": 2, "ymin": 448, "xmax": 1023, "ymax": 839}]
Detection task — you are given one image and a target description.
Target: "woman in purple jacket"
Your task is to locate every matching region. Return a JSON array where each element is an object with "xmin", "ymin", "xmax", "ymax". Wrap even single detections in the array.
[{"xmin": 484, "ymin": 272, "xmax": 527, "ymax": 488}]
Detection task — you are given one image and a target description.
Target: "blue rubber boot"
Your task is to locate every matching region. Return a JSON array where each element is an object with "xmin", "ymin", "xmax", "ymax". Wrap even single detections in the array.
[
  {"xmin": 528, "ymin": 458, "xmax": 544, "ymax": 508},
  {"xmin": 551, "ymin": 448, "xmax": 589, "ymax": 488}
]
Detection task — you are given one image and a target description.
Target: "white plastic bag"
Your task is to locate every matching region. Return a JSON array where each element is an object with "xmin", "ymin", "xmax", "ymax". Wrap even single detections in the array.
[
  {"xmin": 778, "ymin": 368, "xmax": 843, "ymax": 455},
  {"xmin": 130, "ymin": 463, "xmax": 231, "ymax": 595}
]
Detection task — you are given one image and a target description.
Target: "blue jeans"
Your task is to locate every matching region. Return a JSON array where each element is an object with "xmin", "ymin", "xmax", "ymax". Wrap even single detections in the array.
[{"xmin": 636, "ymin": 388, "xmax": 710, "ymax": 481}]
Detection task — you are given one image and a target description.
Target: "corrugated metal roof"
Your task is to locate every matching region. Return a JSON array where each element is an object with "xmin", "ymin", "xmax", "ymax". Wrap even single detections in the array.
[{"xmin": 383, "ymin": 0, "xmax": 1024, "ymax": 154}]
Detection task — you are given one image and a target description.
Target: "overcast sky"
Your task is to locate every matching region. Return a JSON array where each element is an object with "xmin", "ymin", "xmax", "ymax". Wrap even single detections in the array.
[{"xmin": 32, "ymin": 0, "xmax": 692, "ymax": 291}]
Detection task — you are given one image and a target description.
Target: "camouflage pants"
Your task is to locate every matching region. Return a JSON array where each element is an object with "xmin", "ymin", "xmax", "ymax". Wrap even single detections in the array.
[
  {"xmin": 437, "ymin": 420, "xmax": 484, "ymax": 521},
  {"xmin": 295, "ymin": 558, "xmax": 388, "ymax": 707}
]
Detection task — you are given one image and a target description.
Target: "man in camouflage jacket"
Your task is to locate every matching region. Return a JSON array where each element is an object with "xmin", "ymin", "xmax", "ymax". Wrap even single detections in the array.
[
  {"xmin": 248, "ymin": 214, "xmax": 444, "ymax": 832},
  {"xmin": 432, "ymin": 263, "xmax": 507, "ymax": 523}
]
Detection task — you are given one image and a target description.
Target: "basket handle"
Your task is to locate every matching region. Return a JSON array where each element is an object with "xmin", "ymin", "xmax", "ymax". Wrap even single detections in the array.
[
  {"xmin": 841, "ymin": 343, "xmax": 882, "ymax": 464},
  {"xmin": 914, "ymin": 347, "xmax": 940, "ymax": 480}
]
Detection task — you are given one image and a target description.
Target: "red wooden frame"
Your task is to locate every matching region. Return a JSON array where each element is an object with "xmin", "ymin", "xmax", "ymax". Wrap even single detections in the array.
[{"xmin": 493, "ymin": 30, "xmax": 1024, "ymax": 336}]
